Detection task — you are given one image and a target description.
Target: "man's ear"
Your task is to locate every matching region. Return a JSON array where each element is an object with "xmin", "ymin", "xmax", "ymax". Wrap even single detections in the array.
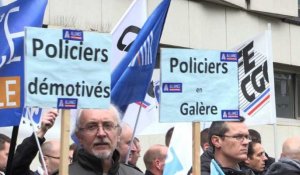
[
  {"xmin": 154, "ymin": 159, "xmax": 160, "ymax": 170},
  {"xmin": 75, "ymin": 132, "xmax": 83, "ymax": 145},
  {"xmin": 211, "ymin": 135, "xmax": 222, "ymax": 149},
  {"xmin": 203, "ymin": 143, "xmax": 210, "ymax": 151}
]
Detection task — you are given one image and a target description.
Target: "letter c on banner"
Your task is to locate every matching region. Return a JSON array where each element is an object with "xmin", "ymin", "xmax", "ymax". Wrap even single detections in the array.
[{"xmin": 117, "ymin": 25, "xmax": 140, "ymax": 52}]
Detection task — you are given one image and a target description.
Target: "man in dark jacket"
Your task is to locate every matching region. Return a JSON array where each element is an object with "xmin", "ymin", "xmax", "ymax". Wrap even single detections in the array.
[
  {"xmin": 12, "ymin": 109, "xmax": 59, "ymax": 175},
  {"xmin": 240, "ymin": 142, "xmax": 268, "ymax": 175},
  {"xmin": 265, "ymin": 136, "xmax": 300, "ymax": 175},
  {"xmin": 201, "ymin": 117, "xmax": 255, "ymax": 175},
  {"xmin": 143, "ymin": 144, "xmax": 168, "ymax": 175},
  {"xmin": 69, "ymin": 106, "xmax": 144, "ymax": 175}
]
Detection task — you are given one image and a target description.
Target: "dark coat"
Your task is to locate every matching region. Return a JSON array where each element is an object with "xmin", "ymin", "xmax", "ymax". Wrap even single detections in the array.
[
  {"xmin": 69, "ymin": 148, "xmax": 144, "ymax": 175},
  {"xmin": 12, "ymin": 134, "xmax": 46, "ymax": 175},
  {"xmin": 200, "ymin": 147, "xmax": 255, "ymax": 175},
  {"xmin": 265, "ymin": 158, "xmax": 300, "ymax": 175},
  {"xmin": 144, "ymin": 170, "xmax": 154, "ymax": 175}
]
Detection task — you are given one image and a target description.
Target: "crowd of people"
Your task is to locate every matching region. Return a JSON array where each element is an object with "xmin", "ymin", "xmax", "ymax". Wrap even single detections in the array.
[{"xmin": 1, "ymin": 106, "xmax": 300, "ymax": 175}]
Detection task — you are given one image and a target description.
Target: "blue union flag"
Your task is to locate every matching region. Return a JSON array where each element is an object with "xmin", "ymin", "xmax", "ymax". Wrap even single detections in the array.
[
  {"xmin": 111, "ymin": 0, "xmax": 171, "ymax": 109},
  {"xmin": 0, "ymin": 0, "xmax": 47, "ymax": 126},
  {"xmin": 128, "ymin": 32, "xmax": 153, "ymax": 67}
]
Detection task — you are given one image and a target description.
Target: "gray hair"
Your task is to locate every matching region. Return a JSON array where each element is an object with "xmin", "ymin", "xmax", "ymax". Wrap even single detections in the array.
[{"xmin": 74, "ymin": 104, "xmax": 121, "ymax": 133}]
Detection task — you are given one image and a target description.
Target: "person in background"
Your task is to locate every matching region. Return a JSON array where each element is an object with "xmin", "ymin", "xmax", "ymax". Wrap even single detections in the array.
[
  {"xmin": 12, "ymin": 109, "xmax": 59, "ymax": 175},
  {"xmin": 143, "ymin": 144, "xmax": 168, "ymax": 175},
  {"xmin": 165, "ymin": 127, "xmax": 174, "ymax": 147},
  {"xmin": 69, "ymin": 106, "xmax": 144, "ymax": 175},
  {"xmin": 265, "ymin": 136, "xmax": 300, "ymax": 175},
  {"xmin": 0, "ymin": 134, "xmax": 11, "ymax": 175},
  {"xmin": 201, "ymin": 128, "xmax": 210, "ymax": 152},
  {"xmin": 117, "ymin": 123, "xmax": 138, "ymax": 164},
  {"xmin": 248, "ymin": 129, "xmax": 275, "ymax": 169},
  {"xmin": 39, "ymin": 140, "xmax": 60, "ymax": 175},
  {"xmin": 240, "ymin": 142, "xmax": 268, "ymax": 175},
  {"xmin": 128, "ymin": 137, "xmax": 143, "ymax": 173},
  {"xmin": 69, "ymin": 143, "xmax": 77, "ymax": 163}
]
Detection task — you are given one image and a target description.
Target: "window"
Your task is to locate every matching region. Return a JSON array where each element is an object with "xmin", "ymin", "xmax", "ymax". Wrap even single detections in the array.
[
  {"xmin": 296, "ymin": 75, "xmax": 300, "ymax": 119},
  {"xmin": 299, "ymin": 0, "xmax": 300, "ymax": 16},
  {"xmin": 274, "ymin": 64, "xmax": 300, "ymax": 119},
  {"xmin": 275, "ymin": 73, "xmax": 295, "ymax": 118}
]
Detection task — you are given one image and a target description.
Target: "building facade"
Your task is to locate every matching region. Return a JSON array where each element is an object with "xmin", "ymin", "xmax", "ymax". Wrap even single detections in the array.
[{"xmin": 43, "ymin": 0, "xmax": 300, "ymax": 168}]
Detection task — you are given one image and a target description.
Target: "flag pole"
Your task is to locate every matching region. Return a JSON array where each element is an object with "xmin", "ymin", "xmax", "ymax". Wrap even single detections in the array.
[
  {"xmin": 267, "ymin": 23, "xmax": 278, "ymax": 160},
  {"xmin": 31, "ymin": 114, "xmax": 48, "ymax": 175},
  {"xmin": 5, "ymin": 126, "xmax": 19, "ymax": 175},
  {"xmin": 125, "ymin": 102, "xmax": 143, "ymax": 164},
  {"xmin": 192, "ymin": 122, "xmax": 200, "ymax": 175}
]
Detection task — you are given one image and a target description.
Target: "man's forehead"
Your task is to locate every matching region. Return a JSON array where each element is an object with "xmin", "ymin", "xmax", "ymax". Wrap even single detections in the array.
[
  {"xmin": 81, "ymin": 109, "xmax": 117, "ymax": 122},
  {"xmin": 226, "ymin": 122, "xmax": 248, "ymax": 133}
]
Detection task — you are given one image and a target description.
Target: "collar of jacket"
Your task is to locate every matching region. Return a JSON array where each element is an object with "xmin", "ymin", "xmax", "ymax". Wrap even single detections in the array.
[{"xmin": 76, "ymin": 148, "xmax": 120, "ymax": 174}]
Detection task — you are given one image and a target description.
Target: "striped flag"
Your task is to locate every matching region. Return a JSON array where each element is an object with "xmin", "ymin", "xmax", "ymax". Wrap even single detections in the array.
[{"xmin": 234, "ymin": 30, "xmax": 276, "ymax": 125}]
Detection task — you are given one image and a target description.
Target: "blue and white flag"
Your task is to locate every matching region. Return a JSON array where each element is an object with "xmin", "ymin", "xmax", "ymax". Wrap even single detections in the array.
[
  {"xmin": 0, "ymin": 0, "xmax": 47, "ymax": 126},
  {"xmin": 110, "ymin": 0, "xmax": 158, "ymax": 134},
  {"xmin": 111, "ymin": 0, "xmax": 171, "ymax": 109},
  {"xmin": 163, "ymin": 123, "xmax": 192, "ymax": 175},
  {"xmin": 210, "ymin": 159, "xmax": 225, "ymax": 175},
  {"xmin": 110, "ymin": 0, "xmax": 147, "ymax": 71},
  {"xmin": 20, "ymin": 107, "xmax": 43, "ymax": 131}
]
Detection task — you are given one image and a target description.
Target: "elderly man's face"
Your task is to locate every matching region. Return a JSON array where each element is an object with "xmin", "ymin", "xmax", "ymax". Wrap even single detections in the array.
[
  {"xmin": 0, "ymin": 142, "xmax": 10, "ymax": 172},
  {"xmin": 77, "ymin": 109, "xmax": 120, "ymax": 159}
]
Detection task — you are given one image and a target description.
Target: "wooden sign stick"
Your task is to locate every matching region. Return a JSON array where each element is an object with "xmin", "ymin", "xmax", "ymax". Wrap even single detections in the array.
[
  {"xmin": 59, "ymin": 109, "xmax": 70, "ymax": 175},
  {"xmin": 192, "ymin": 122, "xmax": 201, "ymax": 175}
]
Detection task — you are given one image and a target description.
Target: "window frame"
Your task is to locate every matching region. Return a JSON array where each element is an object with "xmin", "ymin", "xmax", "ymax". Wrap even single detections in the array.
[{"xmin": 274, "ymin": 63, "xmax": 300, "ymax": 120}]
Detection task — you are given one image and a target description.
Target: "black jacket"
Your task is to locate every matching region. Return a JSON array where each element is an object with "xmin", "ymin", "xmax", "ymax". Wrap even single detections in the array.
[
  {"xmin": 69, "ymin": 148, "xmax": 144, "ymax": 175},
  {"xmin": 12, "ymin": 134, "xmax": 46, "ymax": 175},
  {"xmin": 200, "ymin": 147, "xmax": 255, "ymax": 175},
  {"xmin": 144, "ymin": 170, "xmax": 154, "ymax": 175},
  {"xmin": 265, "ymin": 158, "xmax": 300, "ymax": 175},
  {"xmin": 201, "ymin": 147, "xmax": 214, "ymax": 175}
]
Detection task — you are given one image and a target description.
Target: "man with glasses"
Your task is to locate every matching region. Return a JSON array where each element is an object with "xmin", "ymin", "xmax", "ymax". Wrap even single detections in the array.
[
  {"xmin": 38, "ymin": 140, "xmax": 60, "ymax": 175},
  {"xmin": 69, "ymin": 106, "xmax": 144, "ymax": 175},
  {"xmin": 201, "ymin": 117, "xmax": 255, "ymax": 175}
]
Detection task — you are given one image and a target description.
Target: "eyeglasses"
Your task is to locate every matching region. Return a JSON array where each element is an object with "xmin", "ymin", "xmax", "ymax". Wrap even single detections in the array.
[
  {"xmin": 44, "ymin": 154, "xmax": 60, "ymax": 160},
  {"xmin": 220, "ymin": 134, "xmax": 252, "ymax": 142},
  {"xmin": 79, "ymin": 121, "xmax": 119, "ymax": 135}
]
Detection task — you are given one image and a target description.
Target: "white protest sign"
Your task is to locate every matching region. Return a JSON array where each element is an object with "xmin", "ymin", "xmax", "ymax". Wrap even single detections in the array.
[
  {"xmin": 25, "ymin": 27, "xmax": 111, "ymax": 109},
  {"xmin": 160, "ymin": 48, "xmax": 239, "ymax": 122}
]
